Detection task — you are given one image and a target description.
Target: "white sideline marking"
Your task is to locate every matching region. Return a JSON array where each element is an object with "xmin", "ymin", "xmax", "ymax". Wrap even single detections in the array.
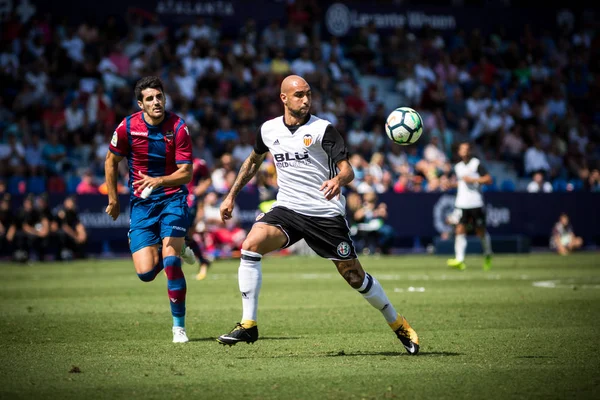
[
  {"xmin": 532, "ymin": 279, "xmax": 600, "ymax": 289},
  {"xmin": 395, "ymin": 287, "xmax": 426, "ymax": 293}
]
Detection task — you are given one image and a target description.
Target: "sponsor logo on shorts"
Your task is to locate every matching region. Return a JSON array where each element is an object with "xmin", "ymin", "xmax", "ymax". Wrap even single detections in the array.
[
  {"xmin": 255, "ymin": 213, "xmax": 265, "ymax": 221},
  {"xmin": 171, "ymin": 226, "xmax": 186, "ymax": 232},
  {"xmin": 337, "ymin": 241, "xmax": 351, "ymax": 257},
  {"xmin": 303, "ymin": 134, "xmax": 313, "ymax": 146}
]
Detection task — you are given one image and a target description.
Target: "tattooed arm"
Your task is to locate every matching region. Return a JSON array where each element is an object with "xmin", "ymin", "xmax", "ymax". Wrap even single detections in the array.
[{"xmin": 220, "ymin": 150, "xmax": 267, "ymax": 221}]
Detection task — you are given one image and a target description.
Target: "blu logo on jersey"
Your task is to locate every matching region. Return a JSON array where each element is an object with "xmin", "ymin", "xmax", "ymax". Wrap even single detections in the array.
[{"xmin": 273, "ymin": 152, "xmax": 309, "ymax": 162}]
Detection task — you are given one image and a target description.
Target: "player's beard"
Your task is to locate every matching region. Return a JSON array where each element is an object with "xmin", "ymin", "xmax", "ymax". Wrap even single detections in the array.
[{"xmin": 289, "ymin": 105, "xmax": 309, "ymax": 119}]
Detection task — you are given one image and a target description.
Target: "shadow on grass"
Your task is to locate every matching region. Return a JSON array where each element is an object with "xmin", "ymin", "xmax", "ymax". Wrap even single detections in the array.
[
  {"xmin": 234, "ymin": 351, "xmax": 463, "ymax": 359},
  {"xmin": 324, "ymin": 351, "xmax": 463, "ymax": 357},
  {"xmin": 190, "ymin": 336, "xmax": 301, "ymax": 342}
]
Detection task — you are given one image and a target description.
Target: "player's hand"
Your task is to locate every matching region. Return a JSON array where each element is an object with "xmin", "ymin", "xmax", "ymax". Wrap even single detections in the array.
[
  {"xmin": 133, "ymin": 171, "xmax": 162, "ymax": 195},
  {"xmin": 105, "ymin": 201, "xmax": 120, "ymax": 221},
  {"xmin": 320, "ymin": 177, "xmax": 341, "ymax": 201},
  {"xmin": 220, "ymin": 196, "xmax": 235, "ymax": 222}
]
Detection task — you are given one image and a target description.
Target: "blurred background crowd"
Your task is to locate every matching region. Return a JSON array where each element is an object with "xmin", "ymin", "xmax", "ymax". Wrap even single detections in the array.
[{"xmin": 0, "ymin": 1, "xmax": 598, "ymax": 260}]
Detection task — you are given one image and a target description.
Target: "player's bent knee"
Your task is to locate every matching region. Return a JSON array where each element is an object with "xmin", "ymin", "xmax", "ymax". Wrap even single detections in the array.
[{"xmin": 137, "ymin": 270, "xmax": 157, "ymax": 282}]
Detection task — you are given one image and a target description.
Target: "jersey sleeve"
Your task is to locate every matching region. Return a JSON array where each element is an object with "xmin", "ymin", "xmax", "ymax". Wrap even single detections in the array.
[
  {"xmin": 322, "ymin": 124, "xmax": 349, "ymax": 164},
  {"xmin": 109, "ymin": 119, "xmax": 129, "ymax": 157},
  {"xmin": 175, "ymin": 123, "xmax": 193, "ymax": 164},
  {"xmin": 477, "ymin": 161, "xmax": 488, "ymax": 176},
  {"xmin": 254, "ymin": 124, "xmax": 268, "ymax": 154}
]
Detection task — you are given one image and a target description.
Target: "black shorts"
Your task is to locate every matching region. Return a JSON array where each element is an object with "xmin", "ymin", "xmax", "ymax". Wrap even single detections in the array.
[
  {"xmin": 457, "ymin": 207, "xmax": 486, "ymax": 229},
  {"xmin": 255, "ymin": 206, "xmax": 357, "ymax": 260}
]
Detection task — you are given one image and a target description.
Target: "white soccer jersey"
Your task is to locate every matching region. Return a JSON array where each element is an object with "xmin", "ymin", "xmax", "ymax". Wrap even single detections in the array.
[
  {"xmin": 255, "ymin": 115, "xmax": 349, "ymax": 218},
  {"xmin": 454, "ymin": 157, "xmax": 488, "ymax": 209}
]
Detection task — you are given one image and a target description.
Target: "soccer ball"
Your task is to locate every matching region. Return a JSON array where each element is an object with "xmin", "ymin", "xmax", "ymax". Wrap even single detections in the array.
[{"xmin": 385, "ymin": 107, "xmax": 424, "ymax": 145}]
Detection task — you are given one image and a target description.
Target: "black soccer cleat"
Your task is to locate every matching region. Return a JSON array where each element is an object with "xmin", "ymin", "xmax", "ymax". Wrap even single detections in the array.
[{"xmin": 217, "ymin": 323, "xmax": 259, "ymax": 346}]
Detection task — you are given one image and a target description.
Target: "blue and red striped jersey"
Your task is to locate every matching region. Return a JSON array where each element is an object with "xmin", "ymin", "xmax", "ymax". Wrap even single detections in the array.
[{"xmin": 109, "ymin": 111, "xmax": 193, "ymax": 200}]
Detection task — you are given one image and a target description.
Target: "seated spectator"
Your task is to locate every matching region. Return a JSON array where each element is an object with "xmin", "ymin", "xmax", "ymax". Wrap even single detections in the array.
[
  {"xmin": 524, "ymin": 140, "xmax": 551, "ymax": 177},
  {"xmin": 211, "ymin": 153, "xmax": 236, "ymax": 195},
  {"xmin": 0, "ymin": 195, "xmax": 14, "ymax": 258},
  {"xmin": 527, "ymin": 172, "xmax": 553, "ymax": 193},
  {"xmin": 352, "ymin": 192, "xmax": 395, "ymax": 255},
  {"xmin": 417, "ymin": 137, "xmax": 450, "ymax": 184},
  {"xmin": 195, "ymin": 192, "xmax": 245, "ymax": 259},
  {"xmin": 550, "ymin": 213, "xmax": 583, "ymax": 255},
  {"xmin": 42, "ymin": 132, "xmax": 67, "ymax": 175},
  {"xmin": 585, "ymin": 168, "xmax": 600, "ymax": 192},
  {"xmin": 13, "ymin": 195, "xmax": 51, "ymax": 262},
  {"xmin": 56, "ymin": 195, "xmax": 87, "ymax": 260},
  {"xmin": 76, "ymin": 171, "xmax": 100, "ymax": 194}
]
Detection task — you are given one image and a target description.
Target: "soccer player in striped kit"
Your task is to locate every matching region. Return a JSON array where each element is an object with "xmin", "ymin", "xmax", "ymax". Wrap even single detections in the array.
[{"xmin": 104, "ymin": 76, "xmax": 195, "ymax": 343}]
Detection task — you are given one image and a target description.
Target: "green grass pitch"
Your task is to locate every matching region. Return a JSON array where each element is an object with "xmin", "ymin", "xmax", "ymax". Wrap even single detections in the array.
[{"xmin": 1, "ymin": 253, "xmax": 599, "ymax": 399}]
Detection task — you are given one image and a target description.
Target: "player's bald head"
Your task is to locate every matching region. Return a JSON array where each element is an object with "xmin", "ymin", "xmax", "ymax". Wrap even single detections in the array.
[
  {"xmin": 280, "ymin": 75, "xmax": 310, "ymax": 94},
  {"xmin": 280, "ymin": 75, "xmax": 312, "ymax": 121}
]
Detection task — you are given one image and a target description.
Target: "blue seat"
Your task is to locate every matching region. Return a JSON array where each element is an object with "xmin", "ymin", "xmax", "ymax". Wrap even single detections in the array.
[
  {"xmin": 500, "ymin": 179, "xmax": 516, "ymax": 192},
  {"xmin": 7, "ymin": 176, "xmax": 26, "ymax": 194},
  {"xmin": 27, "ymin": 176, "xmax": 47, "ymax": 194},
  {"xmin": 553, "ymin": 179, "xmax": 568, "ymax": 192},
  {"xmin": 483, "ymin": 177, "xmax": 498, "ymax": 192},
  {"xmin": 569, "ymin": 179, "xmax": 584, "ymax": 191},
  {"xmin": 66, "ymin": 176, "xmax": 82, "ymax": 194}
]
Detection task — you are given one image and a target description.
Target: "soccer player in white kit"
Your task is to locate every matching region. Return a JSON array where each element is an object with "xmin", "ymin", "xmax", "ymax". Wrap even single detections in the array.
[
  {"xmin": 216, "ymin": 75, "xmax": 419, "ymax": 355},
  {"xmin": 447, "ymin": 142, "xmax": 493, "ymax": 271}
]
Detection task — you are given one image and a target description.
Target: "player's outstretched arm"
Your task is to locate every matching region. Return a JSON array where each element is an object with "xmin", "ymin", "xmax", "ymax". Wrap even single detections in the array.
[
  {"xmin": 220, "ymin": 150, "xmax": 266, "ymax": 221},
  {"xmin": 320, "ymin": 160, "xmax": 355, "ymax": 201},
  {"xmin": 105, "ymin": 151, "xmax": 124, "ymax": 221}
]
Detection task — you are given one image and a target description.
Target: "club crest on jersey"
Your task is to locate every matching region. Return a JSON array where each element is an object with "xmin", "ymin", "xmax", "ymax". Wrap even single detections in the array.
[
  {"xmin": 337, "ymin": 241, "xmax": 351, "ymax": 257},
  {"xmin": 303, "ymin": 134, "xmax": 313, "ymax": 147}
]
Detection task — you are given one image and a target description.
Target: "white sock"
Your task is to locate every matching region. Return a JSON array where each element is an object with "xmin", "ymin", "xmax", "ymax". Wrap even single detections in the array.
[
  {"xmin": 357, "ymin": 273, "xmax": 398, "ymax": 323},
  {"xmin": 481, "ymin": 232, "xmax": 492, "ymax": 256},
  {"xmin": 455, "ymin": 234, "xmax": 466, "ymax": 262},
  {"xmin": 238, "ymin": 250, "xmax": 262, "ymax": 322}
]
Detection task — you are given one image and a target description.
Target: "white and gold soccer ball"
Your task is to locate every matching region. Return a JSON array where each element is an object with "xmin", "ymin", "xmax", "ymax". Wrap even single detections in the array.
[{"xmin": 385, "ymin": 107, "xmax": 424, "ymax": 145}]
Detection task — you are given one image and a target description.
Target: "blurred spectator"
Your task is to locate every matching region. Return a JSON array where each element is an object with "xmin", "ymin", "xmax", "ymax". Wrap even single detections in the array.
[
  {"xmin": 0, "ymin": 195, "xmax": 14, "ymax": 258},
  {"xmin": 65, "ymin": 99, "xmax": 86, "ymax": 133},
  {"xmin": 13, "ymin": 195, "xmax": 51, "ymax": 262},
  {"xmin": 42, "ymin": 133, "xmax": 68, "ymax": 175},
  {"xmin": 527, "ymin": 172, "xmax": 553, "ymax": 193},
  {"xmin": 195, "ymin": 192, "xmax": 245, "ymax": 258},
  {"xmin": 524, "ymin": 140, "xmax": 551, "ymax": 176},
  {"xmin": 550, "ymin": 213, "xmax": 583, "ymax": 255},
  {"xmin": 56, "ymin": 195, "xmax": 87, "ymax": 260},
  {"xmin": 352, "ymin": 192, "xmax": 394, "ymax": 255},
  {"xmin": 211, "ymin": 153, "xmax": 236, "ymax": 195},
  {"xmin": 76, "ymin": 171, "xmax": 100, "ymax": 194}
]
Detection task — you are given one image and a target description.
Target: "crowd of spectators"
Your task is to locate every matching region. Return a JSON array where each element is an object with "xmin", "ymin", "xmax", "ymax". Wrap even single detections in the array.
[{"xmin": 0, "ymin": 4, "xmax": 598, "ymax": 201}]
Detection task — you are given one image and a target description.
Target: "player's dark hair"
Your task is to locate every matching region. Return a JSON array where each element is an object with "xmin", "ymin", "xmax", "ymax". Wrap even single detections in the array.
[{"xmin": 134, "ymin": 76, "xmax": 164, "ymax": 101}]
